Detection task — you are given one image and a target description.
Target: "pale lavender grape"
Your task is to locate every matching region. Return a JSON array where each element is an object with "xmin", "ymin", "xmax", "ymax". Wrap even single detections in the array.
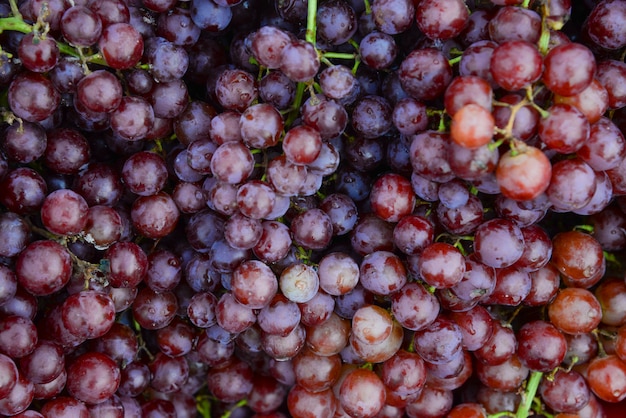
[
  {"xmin": 474, "ymin": 218, "xmax": 525, "ymax": 269},
  {"xmin": 156, "ymin": 6, "xmax": 201, "ymax": 46},
  {"xmin": 209, "ymin": 110, "xmax": 242, "ymax": 144},
  {"xmin": 110, "ymin": 96, "xmax": 155, "ymax": 141},
  {"xmin": 290, "ymin": 208, "xmax": 333, "ymax": 250},
  {"xmin": 393, "ymin": 215, "xmax": 434, "ymax": 255},
  {"xmin": 359, "ymin": 251, "xmax": 407, "ymax": 295},
  {"xmin": 259, "ymin": 70, "xmax": 296, "ymax": 110},
  {"xmin": 279, "ymin": 40, "xmax": 320, "ymax": 82},
  {"xmin": 190, "ymin": 0, "xmax": 232, "ymax": 31},
  {"xmin": 210, "ymin": 141, "xmax": 255, "ymax": 184},
  {"xmin": 262, "ymin": 323, "xmax": 306, "ymax": 361},
  {"xmin": 391, "ymin": 282, "xmax": 440, "ymax": 331},
  {"xmin": 302, "ymin": 95, "xmax": 349, "ymax": 140},
  {"xmin": 257, "ymin": 294, "xmax": 302, "ymax": 336},
  {"xmin": 267, "ymin": 156, "xmax": 308, "ymax": 196},
  {"xmin": 145, "ymin": 37, "xmax": 189, "ymax": 82},
  {"xmin": 318, "ymin": 252, "xmax": 360, "ymax": 296},
  {"xmin": 0, "ymin": 213, "xmax": 30, "ymax": 259},
  {"xmin": 2, "ymin": 121, "xmax": 47, "ymax": 164},
  {"xmin": 438, "ymin": 179, "xmax": 470, "ymax": 209},
  {"xmin": 572, "ymin": 170, "xmax": 613, "ymax": 216},
  {"xmin": 265, "ymin": 193, "xmax": 291, "ymax": 220},
  {"xmin": 317, "ymin": 0, "xmax": 357, "ymax": 45},
  {"xmin": 204, "ymin": 178, "xmax": 239, "ymax": 216},
  {"xmin": 237, "ymin": 181, "xmax": 276, "ymax": 220},
  {"xmin": 298, "ymin": 170, "xmax": 324, "ymax": 196},
  {"xmin": 253, "ymin": 220, "xmax": 293, "ymax": 263},
  {"xmin": 280, "ymin": 263, "xmax": 319, "ymax": 303},
  {"xmin": 224, "ymin": 212, "xmax": 263, "ymax": 250},
  {"xmin": 360, "ymin": 31, "xmax": 398, "ymax": 70},
  {"xmin": 0, "ymin": 266, "xmax": 17, "ymax": 307},
  {"xmin": 215, "ymin": 293, "xmax": 256, "ymax": 334},
  {"xmin": 122, "ymin": 152, "xmax": 168, "ymax": 197},
  {"xmin": 308, "ymin": 141, "xmax": 341, "ymax": 176},
  {"xmin": 413, "ymin": 317, "xmax": 463, "ymax": 364},
  {"xmin": 149, "ymin": 79, "xmax": 189, "ymax": 119},
  {"xmin": 335, "ymin": 283, "xmax": 372, "ymax": 319},
  {"xmin": 371, "ymin": 0, "xmax": 415, "ymax": 35},
  {"xmin": 410, "ymin": 131, "xmax": 455, "ymax": 183},
  {"xmin": 350, "ymin": 213, "xmax": 395, "ymax": 256},
  {"xmin": 251, "ymin": 26, "xmax": 291, "ymax": 69},
  {"xmin": 392, "ymin": 98, "xmax": 428, "ymax": 136},
  {"xmin": 411, "ymin": 172, "xmax": 440, "ymax": 201},
  {"xmin": 319, "ymin": 65, "xmax": 360, "ymax": 102},
  {"xmin": 319, "ymin": 193, "xmax": 358, "ymax": 236},
  {"xmin": 240, "ymin": 103, "xmax": 284, "ymax": 149},
  {"xmin": 351, "ymin": 95, "xmax": 393, "ymax": 139}
]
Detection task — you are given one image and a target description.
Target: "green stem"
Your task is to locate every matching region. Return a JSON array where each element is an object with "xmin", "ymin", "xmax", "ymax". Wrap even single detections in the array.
[
  {"xmin": 286, "ymin": 81, "xmax": 307, "ymax": 127},
  {"xmin": 0, "ymin": 17, "xmax": 109, "ymax": 67},
  {"xmin": 448, "ymin": 55, "xmax": 462, "ymax": 66},
  {"xmin": 516, "ymin": 371, "xmax": 543, "ymax": 418},
  {"xmin": 322, "ymin": 51, "xmax": 357, "ymax": 61},
  {"xmin": 363, "ymin": 0, "xmax": 372, "ymax": 14},
  {"xmin": 0, "ymin": 16, "xmax": 33, "ymax": 34},
  {"xmin": 306, "ymin": 0, "xmax": 317, "ymax": 45},
  {"xmin": 8, "ymin": 0, "xmax": 21, "ymax": 19},
  {"xmin": 538, "ymin": 19, "xmax": 551, "ymax": 55},
  {"xmin": 521, "ymin": 0, "xmax": 531, "ymax": 8},
  {"xmin": 220, "ymin": 399, "xmax": 247, "ymax": 418}
]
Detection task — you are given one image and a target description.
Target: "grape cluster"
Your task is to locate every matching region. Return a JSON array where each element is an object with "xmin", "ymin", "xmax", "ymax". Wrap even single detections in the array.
[{"xmin": 0, "ymin": 0, "xmax": 625, "ymax": 417}]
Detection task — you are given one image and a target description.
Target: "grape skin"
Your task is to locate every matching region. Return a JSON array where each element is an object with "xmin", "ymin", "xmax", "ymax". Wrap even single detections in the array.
[{"xmin": 0, "ymin": 0, "xmax": 624, "ymax": 416}]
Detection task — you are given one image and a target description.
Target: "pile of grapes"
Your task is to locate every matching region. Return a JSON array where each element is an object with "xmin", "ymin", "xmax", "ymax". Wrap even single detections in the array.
[{"xmin": 1, "ymin": 0, "xmax": 626, "ymax": 416}]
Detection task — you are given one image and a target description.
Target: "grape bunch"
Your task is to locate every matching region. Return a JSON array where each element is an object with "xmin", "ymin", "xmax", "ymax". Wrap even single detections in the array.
[{"xmin": 0, "ymin": 0, "xmax": 625, "ymax": 416}]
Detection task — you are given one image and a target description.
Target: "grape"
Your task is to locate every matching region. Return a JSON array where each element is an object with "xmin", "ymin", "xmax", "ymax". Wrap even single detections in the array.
[
  {"xmin": 539, "ymin": 369, "xmax": 590, "ymax": 413},
  {"xmin": 232, "ymin": 259, "xmax": 278, "ymax": 309},
  {"xmin": 280, "ymin": 40, "xmax": 320, "ymax": 82},
  {"xmin": 66, "ymin": 352, "xmax": 121, "ymax": 404},
  {"xmin": 290, "ymin": 208, "xmax": 333, "ymax": 251},
  {"xmin": 490, "ymin": 41, "xmax": 543, "ymax": 92},
  {"xmin": 548, "ymin": 287, "xmax": 602, "ymax": 335},
  {"xmin": 287, "ymin": 385, "xmax": 338, "ymax": 418},
  {"xmin": 18, "ymin": 33, "xmax": 60, "ymax": 73},
  {"xmin": 61, "ymin": 290, "xmax": 116, "ymax": 340},
  {"xmin": 98, "ymin": 23, "xmax": 143, "ymax": 69},
  {"xmin": 555, "ymin": 78, "xmax": 609, "ymax": 124},
  {"xmin": 489, "ymin": 6, "xmax": 541, "ymax": 43},
  {"xmin": 585, "ymin": 0, "xmax": 626, "ymax": 50},
  {"xmin": 132, "ymin": 287, "xmax": 178, "ymax": 330},
  {"xmin": 317, "ymin": 0, "xmax": 357, "ymax": 45},
  {"xmin": 552, "ymin": 231, "xmax": 605, "ymax": 288},
  {"xmin": 93, "ymin": 323, "xmax": 139, "ymax": 366},
  {"xmin": 543, "ymin": 43, "xmax": 596, "ymax": 97},
  {"xmin": 16, "ymin": 240, "xmax": 71, "ymax": 296},
  {"xmin": 258, "ymin": 294, "xmax": 301, "ymax": 336},
  {"xmin": 240, "ymin": 103, "xmax": 284, "ymax": 149},
  {"xmin": 415, "ymin": 0, "xmax": 469, "ymax": 40},
  {"xmin": 0, "ymin": 0, "xmax": 623, "ymax": 415},
  {"xmin": 398, "ymin": 48, "xmax": 452, "ymax": 101},
  {"xmin": 8, "ymin": 72, "xmax": 60, "ymax": 122},
  {"xmin": 450, "ymin": 103, "xmax": 495, "ymax": 149},
  {"xmin": 587, "ymin": 355, "xmax": 626, "ymax": 402},
  {"xmin": 371, "ymin": 0, "xmax": 415, "ymax": 35},
  {"xmin": 339, "ymin": 368, "xmax": 386, "ymax": 417},
  {"xmin": 496, "ymin": 144, "xmax": 552, "ymax": 201}
]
